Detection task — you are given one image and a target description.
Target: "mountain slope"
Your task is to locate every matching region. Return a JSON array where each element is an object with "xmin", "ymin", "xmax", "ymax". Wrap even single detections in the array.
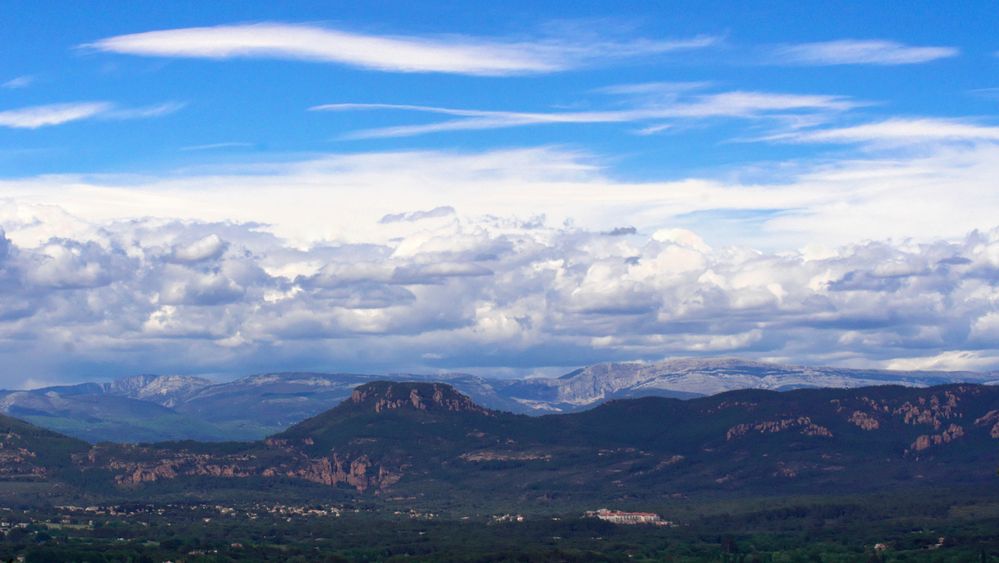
[
  {"xmin": 104, "ymin": 374, "xmax": 212, "ymax": 407},
  {"xmin": 0, "ymin": 372, "xmax": 526, "ymax": 442},
  {"xmin": 271, "ymin": 381, "xmax": 536, "ymax": 490},
  {"xmin": 171, "ymin": 372, "xmax": 523, "ymax": 440},
  {"xmin": 0, "ymin": 388, "xmax": 231, "ymax": 443},
  {"xmin": 509, "ymin": 358, "xmax": 997, "ymax": 410},
  {"xmin": 3, "ymin": 359, "xmax": 994, "ymax": 443},
  {"xmin": 53, "ymin": 382, "xmax": 999, "ymax": 503},
  {"xmin": 0, "ymin": 413, "xmax": 88, "ymax": 481}
]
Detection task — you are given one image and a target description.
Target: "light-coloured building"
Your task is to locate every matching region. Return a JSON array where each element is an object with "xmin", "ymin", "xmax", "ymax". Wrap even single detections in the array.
[{"xmin": 584, "ymin": 508, "xmax": 673, "ymax": 526}]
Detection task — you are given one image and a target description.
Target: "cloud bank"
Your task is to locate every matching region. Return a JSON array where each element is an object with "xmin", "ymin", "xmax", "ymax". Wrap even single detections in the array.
[
  {"xmin": 0, "ymin": 210, "xmax": 997, "ymax": 385},
  {"xmin": 1, "ymin": 140, "xmax": 998, "ymax": 383},
  {"xmin": 4, "ymin": 143, "xmax": 999, "ymax": 250}
]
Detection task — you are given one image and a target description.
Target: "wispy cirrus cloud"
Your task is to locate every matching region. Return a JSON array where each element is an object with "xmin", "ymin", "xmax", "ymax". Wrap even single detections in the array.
[
  {"xmin": 312, "ymin": 89, "xmax": 859, "ymax": 138},
  {"xmin": 180, "ymin": 142, "xmax": 254, "ymax": 152},
  {"xmin": 593, "ymin": 81, "xmax": 713, "ymax": 96},
  {"xmin": 774, "ymin": 39, "xmax": 958, "ymax": 65},
  {"xmin": 0, "ymin": 102, "xmax": 112, "ymax": 129},
  {"xmin": 969, "ymin": 87, "xmax": 999, "ymax": 101},
  {"xmin": 83, "ymin": 23, "xmax": 718, "ymax": 76},
  {"xmin": 105, "ymin": 101, "xmax": 186, "ymax": 120},
  {"xmin": 0, "ymin": 101, "xmax": 183, "ymax": 129},
  {"xmin": 2, "ymin": 75, "xmax": 35, "ymax": 89},
  {"xmin": 773, "ymin": 118, "xmax": 999, "ymax": 145}
]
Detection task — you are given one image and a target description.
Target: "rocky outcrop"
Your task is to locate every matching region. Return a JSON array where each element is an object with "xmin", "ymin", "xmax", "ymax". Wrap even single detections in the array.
[
  {"xmin": 0, "ymin": 432, "xmax": 45, "ymax": 478},
  {"xmin": 288, "ymin": 453, "xmax": 400, "ymax": 492},
  {"xmin": 84, "ymin": 447, "xmax": 258, "ymax": 486},
  {"xmin": 726, "ymin": 417, "xmax": 833, "ymax": 440},
  {"xmin": 848, "ymin": 411, "xmax": 880, "ymax": 430},
  {"xmin": 974, "ymin": 410, "xmax": 999, "ymax": 439},
  {"xmin": 81, "ymin": 442, "xmax": 403, "ymax": 492},
  {"xmin": 893, "ymin": 392, "xmax": 961, "ymax": 430},
  {"xmin": 42, "ymin": 382, "xmax": 999, "ymax": 497},
  {"xmin": 115, "ymin": 463, "xmax": 178, "ymax": 485},
  {"xmin": 350, "ymin": 382, "xmax": 491, "ymax": 415},
  {"xmin": 460, "ymin": 450, "xmax": 552, "ymax": 462},
  {"xmin": 910, "ymin": 424, "xmax": 965, "ymax": 452},
  {"xmin": 710, "ymin": 401, "xmax": 758, "ymax": 413},
  {"xmin": 654, "ymin": 455, "xmax": 685, "ymax": 470}
]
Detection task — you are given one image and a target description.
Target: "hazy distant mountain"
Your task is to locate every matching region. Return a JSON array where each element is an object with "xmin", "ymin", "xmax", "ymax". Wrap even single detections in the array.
[
  {"xmin": 1, "ymin": 359, "xmax": 993, "ymax": 443},
  {"xmin": 505, "ymin": 358, "xmax": 997, "ymax": 411},
  {"xmin": 0, "ymin": 384, "xmax": 229, "ymax": 443},
  {"xmin": 0, "ymin": 372, "xmax": 522, "ymax": 442},
  {"xmin": 104, "ymin": 374, "xmax": 212, "ymax": 408}
]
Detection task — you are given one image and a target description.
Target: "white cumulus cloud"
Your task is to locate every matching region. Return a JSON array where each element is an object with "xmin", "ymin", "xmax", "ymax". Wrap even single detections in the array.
[
  {"xmin": 0, "ymin": 211, "xmax": 997, "ymax": 380},
  {"xmin": 1, "ymin": 139, "xmax": 997, "ymax": 380}
]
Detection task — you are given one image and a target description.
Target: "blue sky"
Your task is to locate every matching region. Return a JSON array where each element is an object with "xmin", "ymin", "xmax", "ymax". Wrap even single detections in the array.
[
  {"xmin": 1, "ymin": 1, "xmax": 998, "ymax": 385},
  {"xmin": 3, "ymin": 0, "xmax": 998, "ymax": 177}
]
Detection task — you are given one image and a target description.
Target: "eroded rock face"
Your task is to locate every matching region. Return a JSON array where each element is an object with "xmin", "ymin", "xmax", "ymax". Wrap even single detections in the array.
[
  {"xmin": 116, "ymin": 463, "xmax": 178, "ymax": 486},
  {"xmin": 81, "ymin": 446, "xmax": 258, "ymax": 486},
  {"xmin": 77, "ymin": 383, "xmax": 496, "ymax": 493},
  {"xmin": 287, "ymin": 453, "xmax": 398, "ymax": 492},
  {"xmin": 350, "ymin": 383, "xmax": 490, "ymax": 415},
  {"xmin": 726, "ymin": 417, "xmax": 833, "ymax": 440},
  {"xmin": 830, "ymin": 388, "xmax": 990, "ymax": 439},
  {"xmin": 710, "ymin": 401, "xmax": 758, "ymax": 413},
  {"xmin": 655, "ymin": 455, "xmax": 685, "ymax": 469},
  {"xmin": 974, "ymin": 410, "xmax": 999, "ymax": 439},
  {"xmin": 849, "ymin": 411, "xmax": 880, "ymax": 430},
  {"xmin": 0, "ymin": 432, "xmax": 45, "ymax": 478},
  {"xmin": 79, "ymin": 443, "xmax": 403, "ymax": 492},
  {"xmin": 893, "ymin": 391, "xmax": 962, "ymax": 430},
  {"xmin": 60, "ymin": 383, "xmax": 998, "ymax": 495},
  {"xmin": 459, "ymin": 450, "xmax": 552, "ymax": 462},
  {"xmin": 910, "ymin": 424, "xmax": 965, "ymax": 452}
]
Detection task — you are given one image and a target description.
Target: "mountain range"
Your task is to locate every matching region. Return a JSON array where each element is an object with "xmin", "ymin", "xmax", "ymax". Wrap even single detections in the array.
[
  {"xmin": 2, "ymin": 381, "xmax": 997, "ymax": 506},
  {"xmin": 2, "ymin": 358, "xmax": 995, "ymax": 443}
]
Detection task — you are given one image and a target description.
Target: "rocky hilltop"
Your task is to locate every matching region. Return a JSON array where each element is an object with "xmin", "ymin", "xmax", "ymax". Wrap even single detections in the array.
[{"xmin": 347, "ymin": 382, "xmax": 492, "ymax": 415}]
